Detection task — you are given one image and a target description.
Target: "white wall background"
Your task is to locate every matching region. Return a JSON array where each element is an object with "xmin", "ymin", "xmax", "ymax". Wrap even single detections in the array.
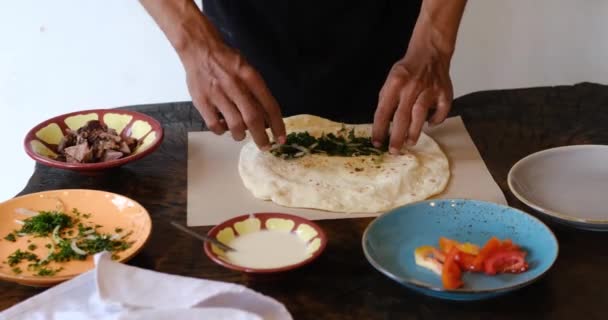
[{"xmin": 1, "ymin": 0, "xmax": 607, "ymax": 200}]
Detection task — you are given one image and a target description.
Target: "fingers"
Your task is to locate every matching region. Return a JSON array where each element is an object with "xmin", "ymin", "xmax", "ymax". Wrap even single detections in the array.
[
  {"xmin": 240, "ymin": 66, "xmax": 286, "ymax": 144},
  {"xmin": 199, "ymin": 104, "xmax": 228, "ymax": 135},
  {"xmin": 407, "ymin": 90, "xmax": 434, "ymax": 146},
  {"xmin": 212, "ymin": 89, "xmax": 247, "ymax": 141},
  {"xmin": 429, "ymin": 90, "xmax": 452, "ymax": 125},
  {"xmin": 388, "ymin": 84, "xmax": 420, "ymax": 154},
  {"xmin": 372, "ymin": 80, "xmax": 400, "ymax": 147},
  {"xmin": 223, "ymin": 68, "xmax": 270, "ymax": 150}
]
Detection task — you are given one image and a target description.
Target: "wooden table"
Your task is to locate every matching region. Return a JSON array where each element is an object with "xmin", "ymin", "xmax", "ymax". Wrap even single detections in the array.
[{"xmin": 2, "ymin": 83, "xmax": 607, "ymax": 319}]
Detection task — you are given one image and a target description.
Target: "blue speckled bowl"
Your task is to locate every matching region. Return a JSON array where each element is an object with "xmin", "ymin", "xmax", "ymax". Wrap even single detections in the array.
[{"xmin": 362, "ymin": 199, "xmax": 559, "ymax": 301}]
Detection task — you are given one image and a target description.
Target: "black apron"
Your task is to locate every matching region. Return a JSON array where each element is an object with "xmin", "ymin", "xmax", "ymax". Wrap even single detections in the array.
[{"xmin": 202, "ymin": 0, "xmax": 422, "ymax": 123}]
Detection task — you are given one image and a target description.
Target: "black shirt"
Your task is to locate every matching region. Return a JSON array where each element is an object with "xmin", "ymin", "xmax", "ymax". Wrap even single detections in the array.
[{"xmin": 202, "ymin": 0, "xmax": 422, "ymax": 123}]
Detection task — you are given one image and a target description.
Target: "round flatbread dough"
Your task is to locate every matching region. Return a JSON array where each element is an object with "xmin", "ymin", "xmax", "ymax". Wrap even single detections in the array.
[{"xmin": 238, "ymin": 115, "xmax": 450, "ymax": 213}]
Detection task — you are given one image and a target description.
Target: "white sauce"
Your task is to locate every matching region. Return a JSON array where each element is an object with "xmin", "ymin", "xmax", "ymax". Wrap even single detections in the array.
[{"xmin": 225, "ymin": 230, "xmax": 308, "ymax": 269}]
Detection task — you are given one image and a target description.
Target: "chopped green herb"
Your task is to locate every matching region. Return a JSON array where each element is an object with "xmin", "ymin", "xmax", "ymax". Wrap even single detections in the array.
[
  {"xmin": 67, "ymin": 230, "xmax": 74, "ymax": 236},
  {"xmin": 45, "ymin": 243, "xmax": 52, "ymax": 249},
  {"xmin": 11, "ymin": 267, "xmax": 22, "ymax": 274},
  {"xmin": 28, "ymin": 244, "xmax": 37, "ymax": 251},
  {"xmin": 7, "ymin": 249, "xmax": 39, "ymax": 266},
  {"xmin": 270, "ymin": 128, "xmax": 388, "ymax": 159},
  {"xmin": 49, "ymin": 240, "xmax": 86, "ymax": 262},
  {"xmin": 19, "ymin": 211, "xmax": 73, "ymax": 236},
  {"xmin": 4, "ymin": 233, "xmax": 16, "ymax": 242},
  {"xmin": 82, "ymin": 213, "xmax": 92, "ymax": 219},
  {"xmin": 114, "ymin": 228, "xmax": 123, "ymax": 233},
  {"xmin": 36, "ymin": 266, "xmax": 63, "ymax": 276}
]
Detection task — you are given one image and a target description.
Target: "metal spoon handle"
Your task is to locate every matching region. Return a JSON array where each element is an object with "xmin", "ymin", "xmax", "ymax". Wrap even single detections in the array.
[{"xmin": 170, "ymin": 221, "xmax": 235, "ymax": 252}]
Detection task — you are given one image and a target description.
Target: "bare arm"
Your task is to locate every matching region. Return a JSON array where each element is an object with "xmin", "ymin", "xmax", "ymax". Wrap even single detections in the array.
[
  {"xmin": 140, "ymin": 0, "xmax": 286, "ymax": 149},
  {"xmin": 372, "ymin": 0, "xmax": 467, "ymax": 153}
]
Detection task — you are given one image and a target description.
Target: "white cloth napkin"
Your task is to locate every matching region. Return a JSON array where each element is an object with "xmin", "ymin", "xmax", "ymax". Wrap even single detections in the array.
[{"xmin": 1, "ymin": 253, "xmax": 292, "ymax": 320}]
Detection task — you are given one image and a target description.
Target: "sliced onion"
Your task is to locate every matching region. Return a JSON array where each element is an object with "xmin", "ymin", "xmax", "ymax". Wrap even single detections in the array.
[
  {"xmin": 17, "ymin": 233, "xmax": 27, "ymax": 237},
  {"xmin": 83, "ymin": 229, "xmax": 95, "ymax": 235},
  {"xmin": 70, "ymin": 239, "xmax": 87, "ymax": 256},
  {"xmin": 290, "ymin": 144, "xmax": 310, "ymax": 154},
  {"xmin": 294, "ymin": 152, "xmax": 306, "ymax": 158},
  {"xmin": 308, "ymin": 142, "xmax": 318, "ymax": 150},
  {"xmin": 14, "ymin": 219, "xmax": 24, "ymax": 225},
  {"xmin": 269, "ymin": 143, "xmax": 282, "ymax": 151},
  {"xmin": 54, "ymin": 198, "xmax": 66, "ymax": 212},
  {"xmin": 367, "ymin": 147, "xmax": 383, "ymax": 155},
  {"xmin": 15, "ymin": 208, "xmax": 38, "ymax": 216},
  {"xmin": 110, "ymin": 233, "xmax": 122, "ymax": 241},
  {"xmin": 52, "ymin": 225, "xmax": 62, "ymax": 243},
  {"xmin": 86, "ymin": 235, "xmax": 98, "ymax": 240}
]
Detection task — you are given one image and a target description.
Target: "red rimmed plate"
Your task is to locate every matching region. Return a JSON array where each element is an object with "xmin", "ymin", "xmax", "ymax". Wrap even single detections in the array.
[
  {"xmin": 204, "ymin": 213, "xmax": 327, "ymax": 274},
  {"xmin": 24, "ymin": 109, "xmax": 163, "ymax": 172}
]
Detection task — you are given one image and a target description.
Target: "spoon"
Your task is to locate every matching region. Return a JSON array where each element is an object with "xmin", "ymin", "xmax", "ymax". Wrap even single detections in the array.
[{"xmin": 170, "ymin": 221, "xmax": 236, "ymax": 252}]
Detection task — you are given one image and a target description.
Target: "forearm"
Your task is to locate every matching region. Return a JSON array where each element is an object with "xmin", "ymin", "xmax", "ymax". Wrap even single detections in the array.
[
  {"xmin": 139, "ymin": 0, "xmax": 222, "ymax": 63},
  {"xmin": 410, "ymin": 0, "xmax": 467, "ymax": 58}
]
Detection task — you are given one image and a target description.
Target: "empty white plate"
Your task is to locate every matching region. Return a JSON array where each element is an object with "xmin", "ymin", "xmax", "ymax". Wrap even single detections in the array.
[{"xmin": 508, "ymin": 145, "xmax": 608, "ymax": 231}]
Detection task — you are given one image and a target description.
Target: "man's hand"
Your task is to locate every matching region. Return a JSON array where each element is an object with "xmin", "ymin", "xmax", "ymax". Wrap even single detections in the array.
[
  {"xmin": 182, "ymin": 41, "xmax": 286, "ymax": 149},
  {"xmin": 372, "ymin": 0, "xmax": 466, "ymax": 154},
  {"xmin": 140, "ymin": 0, "xmax": 285, "ymax": 150}
]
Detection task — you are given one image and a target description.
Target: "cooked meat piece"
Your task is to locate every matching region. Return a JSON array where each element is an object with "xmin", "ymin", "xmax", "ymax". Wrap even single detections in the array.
[
  {"xmin": 57, "ymin": 120, "xmax": 140, "ymax": 163},
  {"xmin": 78, "ymin": 120, "xmax": 104, "ymax": 133},
  {"xmin": 99, "ymin": 132, "xmax": 122, "ymax": 142},
  {"xmin": 64, "ymin": 142, "xmax": 93, "ymax": 163},
  {"xmin": 124, "ymin": 136, "xmax": 141, "ymax": 153},
  {"xmin": 102, "ymin": 150, "xmax": 123, "ymax": 162},
  {"xmin": 57, "ymin": 130, "xmax": 77, "ymax": 152},
  {"xmin": 119, "ymin": 141, "xmax": 131, "ymax": 154}
]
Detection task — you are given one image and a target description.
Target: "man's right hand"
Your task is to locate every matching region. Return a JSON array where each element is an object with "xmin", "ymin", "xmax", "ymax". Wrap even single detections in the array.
[
  {"xmin": 182, "ymin": 41, "xmax": 286, "ymax": 150},
  {"xmin": 140, "ymin": 0, "xmax": 285, "ymax": 150}
]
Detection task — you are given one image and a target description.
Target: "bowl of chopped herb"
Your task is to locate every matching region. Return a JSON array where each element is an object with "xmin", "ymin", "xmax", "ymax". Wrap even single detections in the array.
[{"xmin": 0, "ymin": 189, "xmax": 151, "ymax": 286}]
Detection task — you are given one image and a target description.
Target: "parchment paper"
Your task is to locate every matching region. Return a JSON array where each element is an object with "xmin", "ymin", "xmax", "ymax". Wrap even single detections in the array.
[{"xmin": 187, "ymin": 116, "xmax": 506, "ymax": 226}]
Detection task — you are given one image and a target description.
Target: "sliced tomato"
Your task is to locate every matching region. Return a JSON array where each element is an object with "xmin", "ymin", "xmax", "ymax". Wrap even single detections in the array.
[
  {"xmin": 499, "ymin": 239, "xmax": 520, "ymax": 251},
  {"xmin": 441, "ymin": 248, "xmax": 463, "ymax": 289},
  {"xmin": 439, "ymin": 237, "xmax": 480, "ymax": 255},
  {"xmin": 454, "ymin": 251, "xmax": 480, "ymax": 272},
  {"xmin": 472, "ymin": 237, "xmax": 502, "ymax": 270},
  {"xmin": 484, "ymin": 250, "xmax": 529, "ymax": 275}
]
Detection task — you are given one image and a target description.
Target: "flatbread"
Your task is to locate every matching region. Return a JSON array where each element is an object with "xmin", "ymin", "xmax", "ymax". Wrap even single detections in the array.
[{"xmin": 238, "ymin": 115, "xmax": 450, "ymax": 213}]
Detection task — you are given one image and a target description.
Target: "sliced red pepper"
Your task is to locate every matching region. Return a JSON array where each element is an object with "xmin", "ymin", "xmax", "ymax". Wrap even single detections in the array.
[
  {"xmin": 441, "ymin": 247, "xmax": 464, "ymax": 289},
  {"xmin": 484, "ymin": 250, "xmax": 528, "ymax": 275}
]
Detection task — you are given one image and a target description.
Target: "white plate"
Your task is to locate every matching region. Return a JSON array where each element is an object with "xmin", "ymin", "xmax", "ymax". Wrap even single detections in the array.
[{"xmin": 508, "ymin": 145, "xmax": 608, "ymax": 231}]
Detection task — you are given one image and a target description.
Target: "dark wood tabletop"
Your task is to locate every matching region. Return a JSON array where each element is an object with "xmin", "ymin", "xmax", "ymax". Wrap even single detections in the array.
[{"xmin": 2, "ymin": 82, "xmax": 607, "ymax": 319}]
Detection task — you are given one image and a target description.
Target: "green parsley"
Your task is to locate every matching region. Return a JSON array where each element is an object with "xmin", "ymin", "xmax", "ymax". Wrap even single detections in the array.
[
  {"xmin": 19, "ymin": 211, "xmax": 73, "ymax": 236},
  {"xmin": 7, "ymin": 249, "xmax": 39, "ymax": 267},
  {"xmin": 11, "ymin": 267, "xmax": 22, "ymax": 274},
  {"xmin": 36, "ymin": 266, "xmax": 63, "ymax": 276},
  {"xmin": 270, "ymin": 128, "xmax": 388, "ymax": 159},
  {"xmin": 28, "ymin": 244, "xmax": 37, "ymax": 251},
  {"xmin": 4, "ymin": 233, "xmax": 16, "ymax": 242}
]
